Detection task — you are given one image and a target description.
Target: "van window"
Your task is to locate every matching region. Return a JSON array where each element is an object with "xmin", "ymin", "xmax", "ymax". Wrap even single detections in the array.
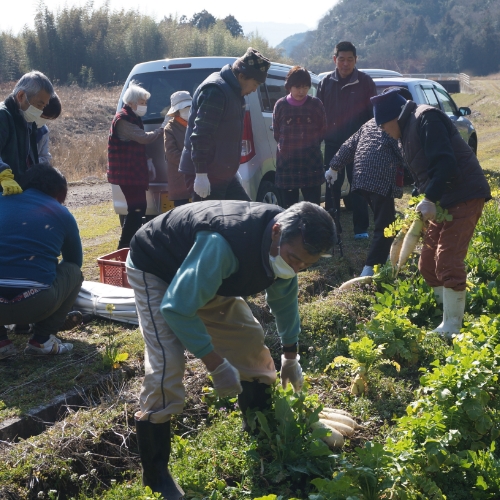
[
  {"xmin": 131, "ymin": 68, "xmax": 219, "ymax": 123},
  {"xmin": 421, "ymin": 87, "xmax": 440, "ymax": 108},
  {"xmin": 375, "ymin": 84, "xmax": 413, "ymax": 99},
  {"xmin": 259, "ymin": 76, "xmax": 318, "ymax": 112},
  {"xmin": 434, "ymin": 87, "xmax": 458, "ymax": 115}
]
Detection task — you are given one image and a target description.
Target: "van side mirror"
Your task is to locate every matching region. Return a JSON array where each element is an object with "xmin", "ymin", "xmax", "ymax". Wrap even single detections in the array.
[{"xmin": 459, "ymin": 107, "xmax": 471, "ymax": 116}]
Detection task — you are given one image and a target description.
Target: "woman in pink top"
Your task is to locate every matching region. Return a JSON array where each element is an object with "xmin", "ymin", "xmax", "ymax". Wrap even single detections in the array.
[{"xmin": 272, "ymin": 66, "xmax": 327, "ymax": 208}]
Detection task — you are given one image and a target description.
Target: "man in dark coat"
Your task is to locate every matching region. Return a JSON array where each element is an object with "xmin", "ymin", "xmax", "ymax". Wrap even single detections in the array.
[
  {"xmin": 179, "ymin": 47, "xmax": 271, "ymax": 202},
  {"xmin": 318, "ymin": 41, "xmax": 377, "ymax": 239},
  {"xmin": 0, "ymin": 71, "xmax": 54, "ymax": 194},
  {"xmin": 126, "ymin": 200, "xmax": 335, "ymax": 499},
  {"xmin": 371, "ymin": 88, "xmax": 490, "ymax": 337}
]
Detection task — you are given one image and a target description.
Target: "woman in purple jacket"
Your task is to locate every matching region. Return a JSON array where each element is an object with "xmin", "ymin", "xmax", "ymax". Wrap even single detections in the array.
[{"xmin": 273, "ymin": 66, "xmax": 327, "ymax": 208}]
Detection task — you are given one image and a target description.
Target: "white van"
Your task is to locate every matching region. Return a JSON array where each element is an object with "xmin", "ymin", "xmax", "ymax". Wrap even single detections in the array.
[{"xmin": 112, "ymin": 56, "xmax": 349, "ymax": 221}]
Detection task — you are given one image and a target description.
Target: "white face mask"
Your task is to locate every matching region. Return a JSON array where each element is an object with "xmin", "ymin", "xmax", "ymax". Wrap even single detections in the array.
[
  {"xmin": 179, "ymin": 107, "xmax": 191, "ymax": 121},
  {"xmin": 21, "ymin": 96, "xmax": 43, "ymax": 123},
  {"xmin": 135, "ymin": 105, "xmax": 147, "ymax": 117},
  {"xmin": 269, "ymin": 241, "xmax": 296, "ymax": 280},
  {"xmin": 34, "ymin": 116, "xmax": 49, "ymax": 127}
]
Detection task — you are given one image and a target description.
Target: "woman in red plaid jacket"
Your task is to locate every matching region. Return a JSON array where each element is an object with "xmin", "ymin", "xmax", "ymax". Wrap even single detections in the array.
[
  {"xmin": 273, "ymin": 66, "xmax": 327, "ymax": 209},
  {"xmin": 107, "ymin": 83, "xmax": 163, "ymax": 249}
]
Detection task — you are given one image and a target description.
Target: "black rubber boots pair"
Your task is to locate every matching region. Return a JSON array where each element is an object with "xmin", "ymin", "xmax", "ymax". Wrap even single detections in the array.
[{"xmin": 135, "ymin": 419, "xmax": 184, "ymax": 500}]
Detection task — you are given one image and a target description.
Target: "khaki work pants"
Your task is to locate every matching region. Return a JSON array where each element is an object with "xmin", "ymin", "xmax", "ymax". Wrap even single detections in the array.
[
  {"xmin": 127, "ymin": 265, "xmax": 277, "ymax": 424},
  {"xmin": 419, "ymin": 198, "xmax": 484, "ymax": 291}
]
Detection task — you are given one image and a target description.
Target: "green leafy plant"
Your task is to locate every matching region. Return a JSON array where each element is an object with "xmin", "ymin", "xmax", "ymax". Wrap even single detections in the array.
[
  {"xmin": 246, "ymin": 384, "xmax": 336, "ymax": 495},
  {"xmin": 102, "ymin": 303, "xmax": 129, "ymax": 370}
]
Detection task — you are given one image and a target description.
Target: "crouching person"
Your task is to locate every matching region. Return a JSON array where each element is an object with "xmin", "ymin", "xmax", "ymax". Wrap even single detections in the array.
[
  {"xmin": 127, "ymin": 200, "xmax": 335, "ymax": 499},
  {"xmin": 0, "ymin": 165, "xmax": 83, "ymax": 359}
]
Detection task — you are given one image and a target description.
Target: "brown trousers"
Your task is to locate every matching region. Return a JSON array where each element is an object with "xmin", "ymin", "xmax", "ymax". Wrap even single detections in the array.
[{"xmin": 419, "ymin": 198, "xmax": 484, "ymax": 291}]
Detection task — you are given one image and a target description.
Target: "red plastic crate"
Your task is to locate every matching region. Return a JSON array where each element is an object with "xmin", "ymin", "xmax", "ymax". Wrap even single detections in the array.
[{"xmin": 97, "ymin": 248, "xmax": 131, "ymax": 288}]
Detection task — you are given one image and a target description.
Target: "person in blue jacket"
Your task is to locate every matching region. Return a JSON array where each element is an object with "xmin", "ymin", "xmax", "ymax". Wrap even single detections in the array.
[
  {"xmin": 0, "ymin": 165, "xmax": 83, "ymax": 359},
  {"xmin": 126, "ymin": 200, "xmax": 335, "ymax": 499}
]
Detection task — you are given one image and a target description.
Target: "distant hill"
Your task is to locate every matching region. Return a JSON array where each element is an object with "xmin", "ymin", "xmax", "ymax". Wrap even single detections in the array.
[
  {"xmin": 241, "ymin": 22, "xmax": 309, "ymax": 48},
  {"xmin": 289, "ymin": 0, "xmax": 500, "ymax": 76},
  {"xmin": 276, "ymin": 32, "xmax": 308, "ymax": 58}
]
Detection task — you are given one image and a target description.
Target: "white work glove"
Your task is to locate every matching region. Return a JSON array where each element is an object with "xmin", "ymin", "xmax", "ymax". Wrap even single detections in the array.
[
  {"xmin": 209, "ymin": 358, "xmax": 242, "ymax": 398},
  {"xmin": 416, "ymin": 198, "xmax": 436, "ymax": 222},
  {"xmin": 280, "ymin": 354, "xmax": 304, "ymax": 393},
  {"xmin": 194, "ymin": 173, "xmax": 211, "ymax": 198},
  {"xmin": 147, "ymin": 158, "xmax": 156, "ymax": 182},
  {"xmin": 325, "ymin": 169, "xmax": 338, "ymax": 186}
]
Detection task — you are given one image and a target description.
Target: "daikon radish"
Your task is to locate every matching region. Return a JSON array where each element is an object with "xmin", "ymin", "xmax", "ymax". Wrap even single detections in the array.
[
  {"xmin": 320, "ymin": 407, "xmax": 353, "ymax": 417},
  {"xmin": 397, "ymin": 218, "xmax": 424, "ymax": 270},
  {"xmin": 320, "ymin": 419, "xmax": 355, "ymax": 437},
  {"xmin": 319, "ymin": 411, "xmax": 358, "ymax": 430},
  {"xmin": 389, "ymin": 228, "xmax": 407, "ymax": 269},
  {"xmin": 311, "ymin": 420, "xmax": 344, "ymax": 448},
  {"xmin": 339, "ymin": 276, "xmax": 373, "ymax": 291}
]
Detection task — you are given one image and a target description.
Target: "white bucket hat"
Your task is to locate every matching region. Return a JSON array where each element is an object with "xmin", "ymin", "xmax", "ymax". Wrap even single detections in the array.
[{"xmin": 167, "ymin": 90, "xmax": 192, "ymax": 116}]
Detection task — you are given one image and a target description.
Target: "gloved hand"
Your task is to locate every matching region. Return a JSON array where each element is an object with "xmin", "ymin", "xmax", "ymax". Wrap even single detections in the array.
[
  {"xmin": 325, "ymin": 169, "xmax": 338, "ymax": 186},
  {"xmin": 416, "ymin": 198, "xmax": 436, "ymax": 221},
  {"xmin": 194, "ymin": 173, "xmax": 211, "ymax": 198},
  {"xmin": 147, "ymin": 158, "xmax": 156, "ymax": 182},
  {"xmin": 209, "ymin": 358, "xmax": 242, "ymax": 398},
  {"xmin": 0, "ymin": 169, "xmax": 22, "ymax": 196},
  {"xmin": 281, "ymin": 354, "xmax": 304, "ymax": 393}
]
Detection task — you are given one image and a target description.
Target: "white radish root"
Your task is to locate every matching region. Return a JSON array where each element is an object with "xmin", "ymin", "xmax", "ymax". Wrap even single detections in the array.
[
  {"xmin": 389, "ymin": 228, "xmax": 406, "ymax": 269},
  {"xmin": 339, "ymin": 276, "xmax": 373, "ymax": 291},
  {"xmin": 320, "ymin": 419, "xmax": 355, "ymax": 437},
  {"xmin": 320, "ymin": 407, "xmax": 353, "ymax": 417},
  {"xmin": 311, "ymin": 420, "xmax": 344, "ymax": 448},
  {"xmin": 397, "ymin": 218, "xmax": 424, "ymax": 270},
  {"xmin": 319, "ymin": 410, "xmax": 359, "ymax": 430}
]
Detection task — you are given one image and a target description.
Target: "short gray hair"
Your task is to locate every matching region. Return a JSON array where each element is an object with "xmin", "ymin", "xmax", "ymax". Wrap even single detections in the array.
[
  {"xmin": 13, "ymin": 71, "xmax": 54, "ymax": 99},
  {"xmin": 276, "ymin": 202, "xmax": 336, "ymax": 255},
  {"xmin": 123, "ymin": 82, "xmax": 150, "ymax": 105}
]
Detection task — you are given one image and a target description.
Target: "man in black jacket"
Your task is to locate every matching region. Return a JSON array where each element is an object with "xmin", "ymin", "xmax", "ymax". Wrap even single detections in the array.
[
  {"xmin": 0, "ymin": 71, "xmax": 54, "ymax": 194},
  {"xmin": 318, "ymin": 41, "xmax": 377, "ymax": 239},
  {"xmin": 371, "ymin": 88, "xmax": 490, "ymax": 338}
]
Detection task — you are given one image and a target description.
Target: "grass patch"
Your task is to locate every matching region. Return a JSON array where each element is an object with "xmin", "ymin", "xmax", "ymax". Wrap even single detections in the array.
[
  {"xmin": 71, "ymin": 201, "xmax": 121, "ymax": 282},
  {"xmin": 0, "ymin": 321, "xmax": 143, "ymax": 421}
]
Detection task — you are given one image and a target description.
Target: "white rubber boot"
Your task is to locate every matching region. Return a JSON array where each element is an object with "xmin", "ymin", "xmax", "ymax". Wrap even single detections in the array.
[
  {"xmin": 433, "ymin": 288, "xmax": 466, "ymax": 338},
  {"xmin": 433, "ymin": 286, "xmax": 444, "ymax": 306}
]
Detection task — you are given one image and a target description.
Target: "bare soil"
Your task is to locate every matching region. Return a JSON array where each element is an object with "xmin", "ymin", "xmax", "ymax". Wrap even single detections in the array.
[{"xmin": 66, "ymin": 178, "xmax": 113, "ymax": 209}]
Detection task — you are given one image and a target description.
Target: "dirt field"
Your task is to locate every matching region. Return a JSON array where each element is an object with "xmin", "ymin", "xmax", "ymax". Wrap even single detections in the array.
[{"xmin": 66, "ymin": 179, "xmax": 112, "ymax": 209}]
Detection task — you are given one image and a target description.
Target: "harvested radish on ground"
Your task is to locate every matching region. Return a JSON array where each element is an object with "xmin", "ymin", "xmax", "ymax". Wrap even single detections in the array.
[
  {"xmin": 318, "ymin": 418, "xmax": 355, "ymax": 437},
  {"xmin": 338, "ymin": 276, "xmax": 373, "ymax": 291},
  {"xmin": 397, "ymin": 218, "xmax": 424, "ymax": 270},
  {"xmin": 319, "ymin": 409, "xmax": 362, "ymax": 430},
  {"xmin": 311, "ymin": 419, "xmax": 344, "ymax": 448}
]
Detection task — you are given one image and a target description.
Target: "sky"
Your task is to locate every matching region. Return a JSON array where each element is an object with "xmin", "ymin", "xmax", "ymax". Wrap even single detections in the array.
[{"xmin": 1, "ymin": 0, "xmax": 337, "ymax": 46}]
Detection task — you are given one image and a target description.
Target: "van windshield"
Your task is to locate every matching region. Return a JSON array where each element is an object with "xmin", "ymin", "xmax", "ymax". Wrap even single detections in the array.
[{"xmin": 131, "ymin": 68, "xmax": 219, "ymax": 123}]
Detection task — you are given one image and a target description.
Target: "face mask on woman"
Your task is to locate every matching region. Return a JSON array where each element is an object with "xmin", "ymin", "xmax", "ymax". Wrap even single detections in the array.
[
  {"xmin": 135, "ymin": 105, "xmax": 147, "ymax": 117},
  {"xmin": 21, "ymin": 97, "xmax": 43, "ymax": 124},
  {"xmin": 179, "ymin": 107, "xmax": 191, "ymax": 121}
]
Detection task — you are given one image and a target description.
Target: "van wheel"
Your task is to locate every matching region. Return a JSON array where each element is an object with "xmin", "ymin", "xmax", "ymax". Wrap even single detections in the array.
[
  {"xmin": 468, "ymin": 135, "xmax": 477, "ymax": 155},
  {"xmin": 257, "ymin": 180, "xmax": 283, "ymax": 206}
]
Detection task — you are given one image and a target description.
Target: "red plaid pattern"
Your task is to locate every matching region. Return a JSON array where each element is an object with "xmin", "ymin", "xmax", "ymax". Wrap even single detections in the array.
[{"xmin": 107, "ymin": 105, "xmax": 148, "ymax": 186}]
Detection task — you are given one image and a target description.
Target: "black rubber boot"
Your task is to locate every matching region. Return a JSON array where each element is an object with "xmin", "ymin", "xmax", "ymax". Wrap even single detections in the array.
[
  {"xmin": 135, "ymin": 419, "xmax": 184, "ymax": 499},
  {"xmin": 237, "ymin": 380, "xmax": 272, "ymax": 433}
]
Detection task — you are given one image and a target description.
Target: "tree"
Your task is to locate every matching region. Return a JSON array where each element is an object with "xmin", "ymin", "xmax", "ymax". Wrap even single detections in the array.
[
  {"xmin": 190, "ymin": 10, "xmax": 216, "ymax": 31},
  {"xmin": 223, "ymin": 15, "xmax": 243, "ymax": 38}
]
